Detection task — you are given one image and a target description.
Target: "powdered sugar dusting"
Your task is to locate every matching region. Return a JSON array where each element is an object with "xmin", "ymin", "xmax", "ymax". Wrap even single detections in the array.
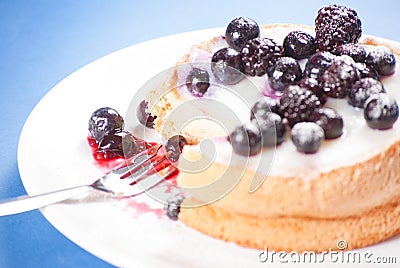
[{"xmin": 292, "ymin": 122, "xmax": 324, "ymax": 144}]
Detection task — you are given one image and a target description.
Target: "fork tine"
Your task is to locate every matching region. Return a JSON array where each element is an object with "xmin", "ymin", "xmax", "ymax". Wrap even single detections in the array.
[
  {"xmin": 122, "ymin": 154, "xmax": 168, "ymax": 182},
  {"xmin": 112, "ymin": 145, "xmax": 161, "ymax": 175},
  {"xmin": 96, "ymin": 145, "xmax": 178, "ymax": 197},
  {"xmin": 119, "ymin": 154, "xmax": 158, "ymax": 178},
  {"xmin": 115, "ymin": 154, "xmax": 154, "ymax": 175},
  {"xmin": 128, "ymin": 166, "xmax": 179, "ymax": 197}
]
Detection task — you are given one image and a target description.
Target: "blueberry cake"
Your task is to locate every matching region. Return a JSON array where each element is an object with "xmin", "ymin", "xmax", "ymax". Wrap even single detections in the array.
[{"xmin": 145, "ymin": 5, "xmax": 400, "ymax": 252}]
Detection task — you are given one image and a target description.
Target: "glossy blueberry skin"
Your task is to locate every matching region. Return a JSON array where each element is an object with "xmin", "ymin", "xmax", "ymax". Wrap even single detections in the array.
[
  {"xmin": 211, "ymin": 47, "xmax": 245, "ymax": 85},
  {"xmin": 267, "ymin": 57, "xmax": 302, "ymax": 92},
  {"xmin": 364, "ymin": 93, "xmax": 399, "ymax": 130},
  {"xmin": 366, "ymin": 47, "xmax": 396, "ymax": 76},
  {"xmin": 225, "ymin": 17, "xmax": 260, "ymax": 51},
  {"xmin": 283, "ymin": 31, "xmax": 316, "ymax": 60},
  {"xmin": 250, "ymin": 97, "xmax": 281, "ymax": 119},
  {"xmin": 164, "ymin": 194, "xmax": 184, "ymax": 220},
  {"xmin": 332, "ymin": 43, "xmax": 367, "ymax": 63},
  {"xmin": 136, "ymin": 100, "xmax": 157, "ymax": 128},
  {"xmin": 309, "ymin": 108, "xmax": 343, "ymax": 139},
  {"xmin": 348, "ymin": 78, "xmax": 385, "ymax": 108},
  {"xmin": 304, "ymin": 52, "xmax": 336, "ymax": 81},
  {"xmin": 291, "ymin": 122, "xmax": 325, "ymax": 154},
  {"xmin": 186, "ymin": 68, "xmax": 210, "ymax": 97},
  {"xmin": 229, "ymin": 122, "xmax": 262, "ymax": 156},
  {"xmin": 355, "ymin": 63, "xmax": 379, "ymax": 80},
  {"xmin": 97, "ymin": 131, "xmax": 139, "ymax": 158},
  {"xmin": 253, "ymin": 112, "xmax": 286, "ymax": 147},
  {"xmin": 88, "ymin": 107, "xmax": 124, "ymax": 143},
  {"xmin": 165, "ymin": 135, "xmax": 188, "ymax": 162}
]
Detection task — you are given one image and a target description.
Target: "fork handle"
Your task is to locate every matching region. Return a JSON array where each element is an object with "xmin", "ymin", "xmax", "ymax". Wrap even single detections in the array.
[{"xmin": 0, "ymin": 185, "xmax": 93, "ymax": 216}]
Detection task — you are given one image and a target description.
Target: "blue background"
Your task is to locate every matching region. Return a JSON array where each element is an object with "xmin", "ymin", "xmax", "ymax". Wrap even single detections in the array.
[{"xmin": 0, "ymin": 0, "xmax": 399, "ymax": 267}]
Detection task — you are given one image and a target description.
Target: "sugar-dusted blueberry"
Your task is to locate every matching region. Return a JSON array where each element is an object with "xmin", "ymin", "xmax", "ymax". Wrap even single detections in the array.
[
  {"xmin": 250, "ymin": 97, "xmax": 281, "ymax": 119},
  {"xmin": 229, "ymin": 122, "xmax": 262, "ymax": 156},
  {"xmin": 165, "ymin": 135, "xmax": 188, "ymax": 162},
  {"xmin": 309, "ymin": 108, "xmax": 343, "ymax": 139},
  {"xmin": 291, "ymin": 122, "xmax": 325, "ymax": 154},
  {"xmin": 304, "ymin": 51, "xmax": 336, "ymax": 81},
  {"xmin": 365, "ymin": 46, "xmax": 396, "ymax": 76},
  {"xmin": 355, "ymin": 63, "xmax": 379, "ymax": 80},
  {"xmin": 253, "ymin": 112, "xmax": 286, "ymax": 147},
  {"xmin": 225, "ymin": 17, "xmax": 260, "ymax": 51},
  {"xmin": 331, "ymin": 43, "xmax": 367, "ymax": 63},
  {"xmin": 186, "ymin": 68, "xmax": 210, "ymax": 97},
  {"xmin": 97, "ymin": 131, "xmax": 139, "ymax": 159},
  {"xmin": 136, "ymin": 100, "xmax": 157, "ymax": 128},
  {"xmin": 267, "ymin": 57, "xmax": 302, "ymax": 92},
  {"xmin": 88, "ymin": 107, "xmax": 124, "ymax": 143},
  {"xmin": 211, "ymin": 47, "xmax": 244, "ymax": 85},
  {"xmin": 283, "ymin": 31, "xmax": 316, "ymax": 60},
  {"xmin": 348, "ymin": 78, "xmax": 385, "ymax": 108},
  {"xmin": 164, "ymin": 194, "xmax": 184, "ymax": 220},
  {"xmin": 364, "ymin": 93, "xmax": 399, "ymax": 130}
]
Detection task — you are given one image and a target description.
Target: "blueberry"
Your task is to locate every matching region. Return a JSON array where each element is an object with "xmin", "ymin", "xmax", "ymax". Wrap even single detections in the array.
[
  {"xmin": 165, "ymin": 135, "xmax": 188, "ymax": 162},
  {"xmin": 211, "ymin": 47, "xmax": 245, "ymax": 85},
  {"xmin": 97, "ymin": 131, "xmax": 139, "ymax": 159},
  {"xmin": 364, "ymin": 93, "xmax": 399, "ymax": 130},
  {"xmin": 253, "ymin": 112, "xmax": 286, "ymax": 147},
  {"xmin": 304, "ymin": 52, "xmax": 336, "ymax": 81},
  {"xmin": 164, "ymin": 194, "xmax": 184, "ymax": 221},
  {"xmin": 309, "ymin": 108, "xmax": 343, "ymax": 139},
  {"xmin": 366, "ymin": 46, "xmax": 396, "ymax": 76},
  {"xmin": 136, "ymin": 100, "xmax": 157, "ymax": 128},
  {"xmin": 225, "ymin": 17, "xmax": 260, "ymax": 51},
  {"xmin": 331, "ymin": 43, "xmax": 367, "ymax": 63},
  {"xmin": 355, "ymin": 63, "xmax": 379, "ymax": 80},
  {"xmin": 88, "ymin": 107, "xmax": 124, "ymax": 143},
  {"xmin": 186, "ymin": 68, "xmax": 210, "ymax": 97},
  {"xmin": 291, "ymin": 122, "xmax": 324, "ymax": 154},
  {"xmin": 229, "ymin": 122, "xmax": 262, "ymax": 156},
  {"xmin": 250, "ymin": 97, "xmax": 281, "ymax": 119},
  {"xmin": 267, "ymin": 57, "xmax": 302, "ymax": 91},
  {"xmin": 348, "ymin": 78, "xmax": 385, "ymax": 108},
  {"xmin": 283, "ymin": 31, "xmax": 316, "ymax": 60}
]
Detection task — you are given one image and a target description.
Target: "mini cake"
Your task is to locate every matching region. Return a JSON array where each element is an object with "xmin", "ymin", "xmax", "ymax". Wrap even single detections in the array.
[{"xmin": 145, "ymin": 5, "xmax": 400, "ymax": 252}]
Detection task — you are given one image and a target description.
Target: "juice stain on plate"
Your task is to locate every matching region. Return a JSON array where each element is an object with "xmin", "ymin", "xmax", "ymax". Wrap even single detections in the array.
[{"xmin": 121, "ymin": 198, "xmax": 165, "ymax": 219}]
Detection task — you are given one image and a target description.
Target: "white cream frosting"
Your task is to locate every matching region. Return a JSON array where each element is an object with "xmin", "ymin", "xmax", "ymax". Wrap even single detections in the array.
[{"xmin": 172, "ymin": 24, "xmax": 400, "ymax": 180}]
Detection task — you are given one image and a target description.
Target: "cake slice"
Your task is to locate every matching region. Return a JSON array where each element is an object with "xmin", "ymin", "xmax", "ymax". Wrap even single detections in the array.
[{"xmin": 143, "ymin": 5, "xmax": 400, "ymax": 252}]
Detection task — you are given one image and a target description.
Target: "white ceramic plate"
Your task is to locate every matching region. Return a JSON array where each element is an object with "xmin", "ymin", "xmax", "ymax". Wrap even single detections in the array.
[{"xmin": 18, "ymin": 29, "xmax": 400, "ymax": 267}]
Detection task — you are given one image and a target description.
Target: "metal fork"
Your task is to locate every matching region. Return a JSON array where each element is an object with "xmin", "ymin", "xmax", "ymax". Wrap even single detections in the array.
[{"xmin": 0, "ymin": 145, "xmax": 177, "ymax": 216}]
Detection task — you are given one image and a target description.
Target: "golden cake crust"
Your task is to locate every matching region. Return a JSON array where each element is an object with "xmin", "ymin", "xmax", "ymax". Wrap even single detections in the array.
[
  {"xmin": 177, "ymin": 140, "xmax": 400, "ymax": 251},
  {"xmin": 179, "ymin": 198, "xmax": 400, "ymax": 252}
]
